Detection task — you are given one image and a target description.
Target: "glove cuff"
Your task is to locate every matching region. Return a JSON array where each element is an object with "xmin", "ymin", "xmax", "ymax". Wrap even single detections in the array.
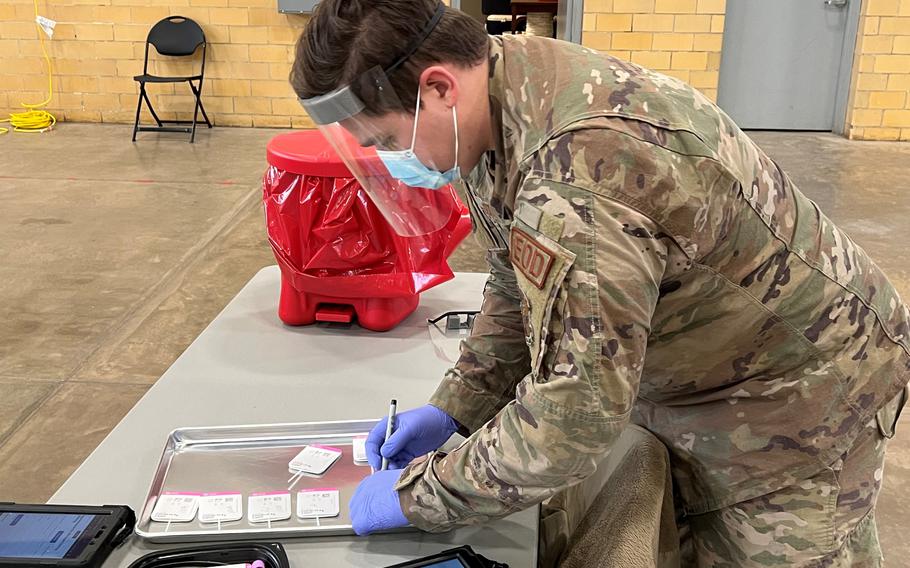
[
  {"xmin": 386, "ymin": 488, "xmax": 409, "ymax": 528},
  {"xmin": 429, "ymin": 403, "xmax": 460, "ymax": 434}
]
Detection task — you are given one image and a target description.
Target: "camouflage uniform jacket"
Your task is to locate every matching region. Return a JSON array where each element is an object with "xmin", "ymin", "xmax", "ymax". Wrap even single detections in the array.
[{"xmin": 395, "ymin": 34, "xmax": 910, "ymax": 530}]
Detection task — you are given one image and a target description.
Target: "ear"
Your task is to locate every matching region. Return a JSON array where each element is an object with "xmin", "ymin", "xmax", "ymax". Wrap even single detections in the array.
[{"xmin": 419, "ymin": 65, "xmax": 458, "ymax": 108}]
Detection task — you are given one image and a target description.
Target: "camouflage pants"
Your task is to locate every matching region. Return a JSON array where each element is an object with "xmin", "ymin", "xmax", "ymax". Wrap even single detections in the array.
[
  {"xmin": 540, "ymin": 390, "xmax": 904, "ymax": 568},
  {"xmin": 680, "ymin": 410, "xmax": 892, "ymax": 567}
]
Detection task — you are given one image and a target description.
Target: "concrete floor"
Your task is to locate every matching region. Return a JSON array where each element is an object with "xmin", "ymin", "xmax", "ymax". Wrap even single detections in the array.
[{"xmin": 0, "ymin": 124, "xmax": 908, "ymax": 560}]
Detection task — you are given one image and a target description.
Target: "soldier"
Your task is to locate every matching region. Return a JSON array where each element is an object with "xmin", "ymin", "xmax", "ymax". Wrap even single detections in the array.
[{"xmin": 291, "ymin": 0, "xmax": 910, "ymax": 565}]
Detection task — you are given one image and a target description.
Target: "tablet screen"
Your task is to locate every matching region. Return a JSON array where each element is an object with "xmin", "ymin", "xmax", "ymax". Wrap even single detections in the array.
[
  {"xmin": 423, "ymin": 560, "xmax": 467, "ymax": 567},
  {"xmin": 0, "ymin": 512, "xmax": 99, "ymax": 559}
]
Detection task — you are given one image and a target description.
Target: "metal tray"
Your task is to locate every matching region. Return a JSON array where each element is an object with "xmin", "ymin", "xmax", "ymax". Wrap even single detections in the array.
[{"xmin": 137, "ymin": 420, "xmax": 386, "ymax": 542}]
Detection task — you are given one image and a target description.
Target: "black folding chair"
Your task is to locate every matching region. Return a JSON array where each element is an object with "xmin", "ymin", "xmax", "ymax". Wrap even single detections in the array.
[{"xmin": 132, "ymin": 16, "xmax": 212, "ymax": 143}]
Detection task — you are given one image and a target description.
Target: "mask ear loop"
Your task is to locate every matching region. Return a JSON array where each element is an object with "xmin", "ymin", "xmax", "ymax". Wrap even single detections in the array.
[
  {"xmin": 408, "ymin": 85, "xmax": 459, "ymax": 171},
  {"xmin": 452, "ymin": 104, "xmax": 459, "ymax": 171},
  {"xmin": 408, "ymin": 86, "xmax": 422, "ymax": 155}
]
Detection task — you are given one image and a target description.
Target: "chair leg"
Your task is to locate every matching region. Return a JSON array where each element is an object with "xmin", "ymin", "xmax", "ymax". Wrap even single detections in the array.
[
  {"xmin": 143, "ymin": 89, "xmax": 164, "ymax": 128},
  {"xmin": 190, "ymin": 82, "xmax": 212, "ymax": 128},
  {"xmin": 200, "ymin": 100, "xmax": 212, "ymax": 128},
  {"xmin": 189, "ymin": 81, "xmax": 201, "ymax": 143},
  {"xmin": 132, "ymin": 84, "xmax": 145, "ymax": 142}
]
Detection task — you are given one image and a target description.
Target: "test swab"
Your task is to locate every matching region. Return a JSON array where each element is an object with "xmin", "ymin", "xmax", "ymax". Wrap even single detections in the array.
[
  {"xmin": 165, "ymin": 521, "xmax": 171, "ymax": 533},
  {"xmin": 288, "ymin": 473, "xmax": 304, "ymax": 491}
]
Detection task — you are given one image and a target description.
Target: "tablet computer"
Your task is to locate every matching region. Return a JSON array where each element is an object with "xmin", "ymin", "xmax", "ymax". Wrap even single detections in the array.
[
  {"xmin": 0, "ymin": 503, "xmax": 135, "ymax": 567},
  {"xmin": 384, "ymin": 546, "xmax": 508, "ymax": 568}
]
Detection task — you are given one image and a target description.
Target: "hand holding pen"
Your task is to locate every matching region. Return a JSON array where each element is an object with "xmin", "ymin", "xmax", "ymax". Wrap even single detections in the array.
[{"xmin": 364, "ymin": 403, "xmax": 459, "ymax": 471}]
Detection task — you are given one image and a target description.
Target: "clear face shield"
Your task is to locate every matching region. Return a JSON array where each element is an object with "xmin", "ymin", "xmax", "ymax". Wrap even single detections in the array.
[{"xmin": 298, "ymin": 4, "xmax": 461, "ymax": 238}]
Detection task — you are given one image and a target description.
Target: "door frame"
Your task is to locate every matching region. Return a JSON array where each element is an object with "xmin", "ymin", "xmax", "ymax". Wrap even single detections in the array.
[
  {"xmin": 833, "ymin": 0, "xmax": 863, "ymax": 135},
  {"xmin": 557, "ymin": 0, "xmax": 584, "ymax": 44},
  {"xmin": 452, "ymin": 0, "xmax": 585, "ymax": 44}
]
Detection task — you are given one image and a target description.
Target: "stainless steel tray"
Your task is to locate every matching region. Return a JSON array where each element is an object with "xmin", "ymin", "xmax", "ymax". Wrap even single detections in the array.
[{"xmin": 137, "ymin": 420, "xmax": 385, "ymax": 542}]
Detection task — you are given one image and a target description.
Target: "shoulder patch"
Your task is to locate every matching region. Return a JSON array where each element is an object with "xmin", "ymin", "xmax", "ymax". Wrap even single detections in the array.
[{"xmin": 510, "ymin": 227, "xmax": 555, "ymax": 289}]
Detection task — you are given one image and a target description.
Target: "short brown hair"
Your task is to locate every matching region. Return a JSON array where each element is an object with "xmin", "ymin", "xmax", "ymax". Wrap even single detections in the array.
[{"xmin": 291, "ymin": 0, "xmax": 489, "ymax": 115}]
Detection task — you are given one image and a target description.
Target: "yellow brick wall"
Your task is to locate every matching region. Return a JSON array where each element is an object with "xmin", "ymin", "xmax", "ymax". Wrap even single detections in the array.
[
  {"xmin": 2, "ymin": 0, "xmax": 906, "ymax": 139},
  {"xmin": 0, "ymin": 0, "xmax": 312, "ymax": 128},
  {"xmin": 582, "ymin": 0, "xmax": 726, "ymax": 101},
  {"xmin": 846, "ymin": 0, "xmax": 910, "ymax": 141}
]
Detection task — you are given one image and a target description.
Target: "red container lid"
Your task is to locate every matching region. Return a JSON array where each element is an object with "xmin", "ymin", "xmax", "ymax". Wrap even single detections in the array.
[{"xmin": 266, "ymin": 130, "xmax": 353, "ymax": 178}]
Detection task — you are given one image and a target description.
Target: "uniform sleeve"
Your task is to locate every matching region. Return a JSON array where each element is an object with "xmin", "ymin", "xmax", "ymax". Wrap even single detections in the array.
[
  {"xmin": 428, "ymin": 246, "xmax": 532, "ymax": 433},
  {"xmin": 395, "ymin": 181, "xmax": 669, "ymax": 531}
]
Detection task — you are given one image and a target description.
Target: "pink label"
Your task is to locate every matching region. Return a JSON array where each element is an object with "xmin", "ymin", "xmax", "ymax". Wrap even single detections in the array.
[
  {"xmin": 299, "ymin": 487, "xmax": 338, "ymax": 493},
  {"xmin": 250, "ymin": 491, "xmax": 289, "ymax": 496},
  {"xmin": 162, "ymin": 491, "xmax": 200, "ymax": 496},
  {"xmin": 311, "ymin": 444, "xmax": 342, "ymax": 453},
  {"xmin": 201, "ymin": 492, "xmax": 240, "ymax": 497}
]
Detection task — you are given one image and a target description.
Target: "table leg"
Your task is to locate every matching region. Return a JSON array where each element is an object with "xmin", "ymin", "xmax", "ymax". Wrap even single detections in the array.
[{"xmin": 512, "ymin": 7, "xmax": 518, "ymax": 34}]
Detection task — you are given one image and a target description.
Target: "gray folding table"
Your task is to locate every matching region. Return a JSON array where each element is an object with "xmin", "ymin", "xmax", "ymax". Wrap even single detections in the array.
[{"xmin": 50, "ymin": 266, "xmax": 538, "ymax": 567}]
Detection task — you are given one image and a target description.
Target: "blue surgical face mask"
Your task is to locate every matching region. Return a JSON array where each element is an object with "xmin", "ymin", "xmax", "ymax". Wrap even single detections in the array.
[{"xmin": 376, "ymin": 88, "xmax": 460, "ymax": 190}]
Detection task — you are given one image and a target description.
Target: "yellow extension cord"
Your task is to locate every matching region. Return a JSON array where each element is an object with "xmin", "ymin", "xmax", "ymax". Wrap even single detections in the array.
[{"xmin": 1, "ymin": 0, "xmax": 56, "ymax": 135}]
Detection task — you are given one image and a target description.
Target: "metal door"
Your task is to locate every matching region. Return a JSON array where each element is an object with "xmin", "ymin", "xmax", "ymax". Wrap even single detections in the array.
[{"xmin": 717, "ymin": 0, "xmax": 860, "ymax": 130}]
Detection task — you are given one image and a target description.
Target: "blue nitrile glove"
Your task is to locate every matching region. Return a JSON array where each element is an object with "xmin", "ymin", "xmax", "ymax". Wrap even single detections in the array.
[
  {"xmin": 365, "ymin": 404, "xmax": 458, "ymax": 470},
  {"xmin": 349, "ymin": 468, "xmax": 409, "ymax": 535}
]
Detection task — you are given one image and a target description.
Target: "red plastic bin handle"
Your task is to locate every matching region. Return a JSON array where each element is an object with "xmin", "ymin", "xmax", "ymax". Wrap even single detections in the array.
[{"xmin": 314, "ymin": 304, "xmax": 356, "ymax": 324}]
